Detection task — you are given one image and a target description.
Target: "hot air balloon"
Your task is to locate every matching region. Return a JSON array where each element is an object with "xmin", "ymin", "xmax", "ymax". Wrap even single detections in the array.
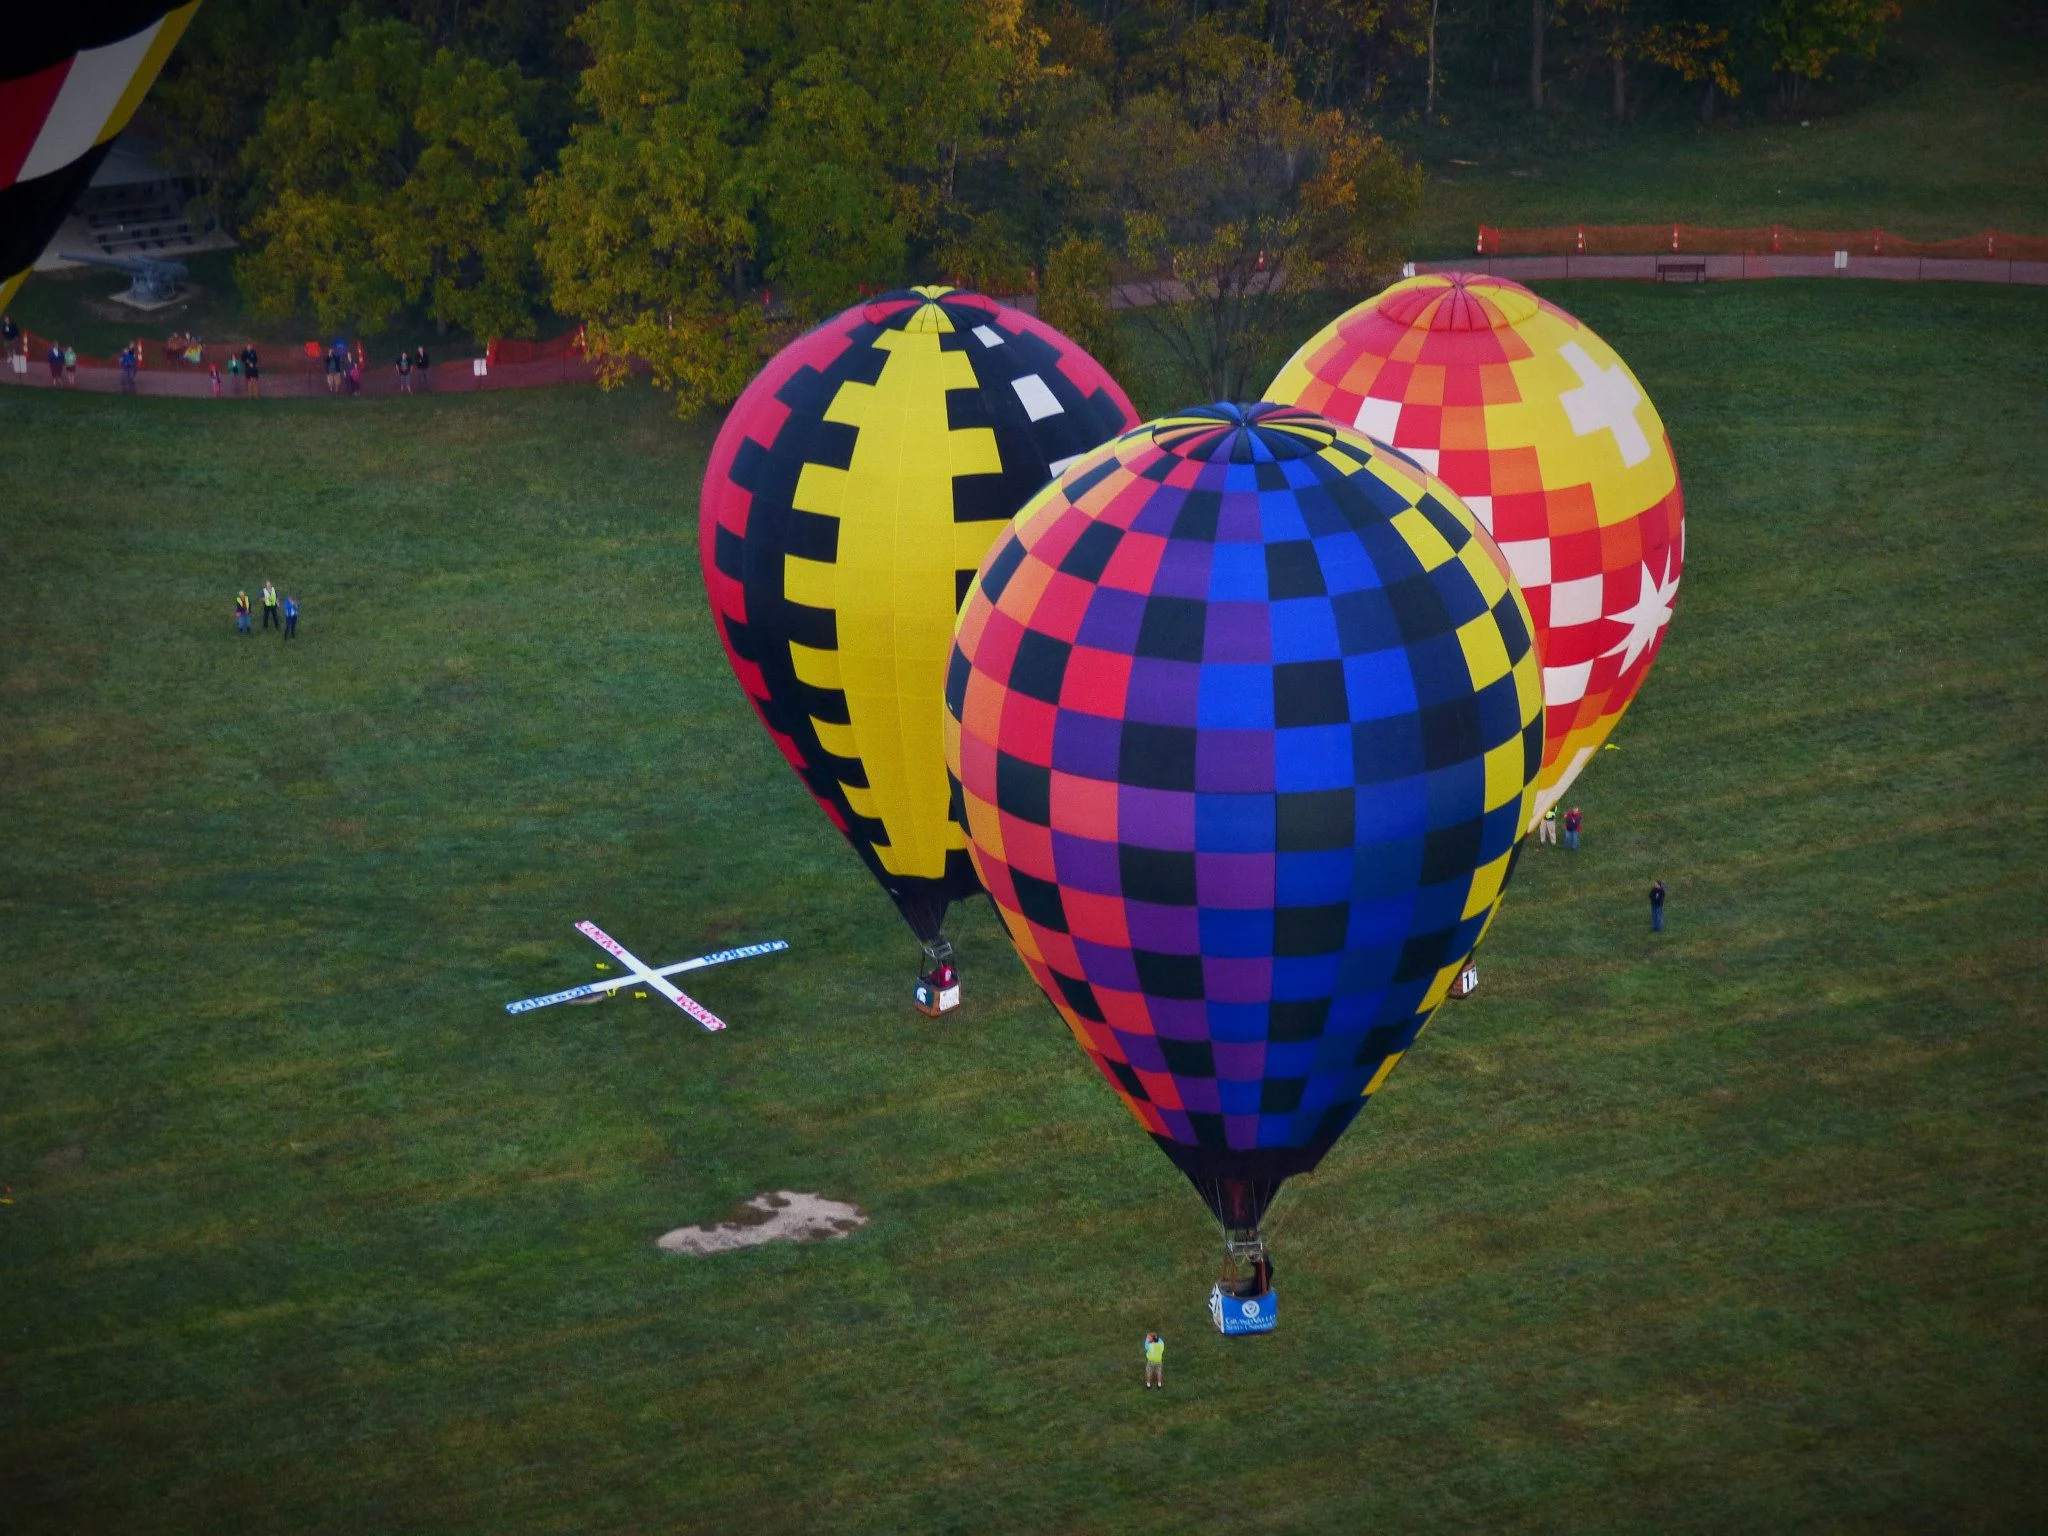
[
  {"xmin": 1265, "ymin": 272, "xmax": 1682, "ymax": 826},
  {"xmin": 2, "ymin": 6, "xmax": 203, "ymax": 312},
  {"xmin": 701, "ymin": 286, "xmax": 1137, "ymax": 995},
  {"xmin": 945, "ymin": 402, "xmax": 1543, "ymax": 1287}
]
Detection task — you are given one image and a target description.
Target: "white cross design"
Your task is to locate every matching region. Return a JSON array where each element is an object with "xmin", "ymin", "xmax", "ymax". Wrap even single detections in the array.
[{"xmin": 1558, "ymin": 341, "xmax": 1652, "ymax": 468}]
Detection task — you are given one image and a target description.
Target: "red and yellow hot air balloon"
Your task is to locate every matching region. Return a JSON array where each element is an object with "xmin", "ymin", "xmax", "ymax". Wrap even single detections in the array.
[
  {"xmin": 1, "ymin": 6, "xmax": 202, "ymax": 311},
  {"xmin": 1266, "ymin": 272, "xmax": 1682, "ymax": 824}
]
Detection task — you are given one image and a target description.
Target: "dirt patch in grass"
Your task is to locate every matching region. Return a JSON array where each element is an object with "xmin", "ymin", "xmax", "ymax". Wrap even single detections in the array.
[{"xmin": 657, "ymin": 1192, "xmax": 867, "ymax": 1255}]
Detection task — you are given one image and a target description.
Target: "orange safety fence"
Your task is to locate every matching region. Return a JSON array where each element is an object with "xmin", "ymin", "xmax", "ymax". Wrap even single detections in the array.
[
  {"xmin": 485, "ymin": 327, "xmax": 585, "ymax": 367},
  {"xmin": 1476, "ymin": 223, "xmax": 2048, "ymax": 260}
]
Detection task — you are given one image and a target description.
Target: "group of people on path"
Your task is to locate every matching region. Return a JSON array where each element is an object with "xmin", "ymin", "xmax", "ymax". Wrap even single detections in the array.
[
  {"xmin": 211, "ymin": 343, "xmax": 262, "ymax": 397},
  {"xmin": 8, "ymin": 315, "xmax": 439, "ymax": 397},
  {"xmin": 235, "ymin": 580, "xmax": 298, "ymax": 640},
  {"xmin": 326, "ymin": 340, "xmax": 431, "ymax": 394},
  {"xmin": 395, "ymin": 344, "xmax": 431, "ymax": 392},
  {"xmin": 11, "ymin": 314, "xmax": 77, "ymax": 385}
]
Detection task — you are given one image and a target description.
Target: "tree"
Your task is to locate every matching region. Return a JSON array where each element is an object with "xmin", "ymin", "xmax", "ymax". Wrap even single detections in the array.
[
  {"xmin": 237, "ymin": 12, "xmax": 536, "ymax": 336},
  {"xmin": 1638, "ymin": 16, "xmax": 1740, "ymax": 120},
  {"xmin": 142, "ymin": 0, "xmax": 338, "ymax": 224},
  {"xmin": 1038, "ymin": 233, "xmax": 1128, "ymax": 384},
  {"xmin": 1758, "ymin": 0, "xmax": 1903, "ymax": 109},
  {"xmin": 1085, "ymin": 48, "xmax": 1421, "ymax": 402},
  {"xmin": 530, "ymin": 0, "xmax": 1039, "ymax": 415}
]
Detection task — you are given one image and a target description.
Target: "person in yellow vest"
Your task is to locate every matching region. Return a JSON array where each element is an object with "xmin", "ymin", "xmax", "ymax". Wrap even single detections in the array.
[
  {"xmin": 234, "ymin": 590, "xmax": 252, "ymax": 636},
  {"xmin": 1143, "ymin": 1332, "xmax": 1165, "ymax": 1389},
  {"xmin": 261, "ymin": 579, "xmax": 280, "ymax": 631},
  {"xmin": 1538, "ymin": 804, "xmax": 1558, "ymax": 845}
]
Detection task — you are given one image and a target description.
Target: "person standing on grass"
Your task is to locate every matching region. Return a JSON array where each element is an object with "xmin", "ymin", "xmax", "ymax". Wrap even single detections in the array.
[
  {"xmin": 2, "ymin": 314, "xmax": 19, "ymax": 356},
  {"xmin": 210, "ymin": 360, "xmax": 222, "ymax": 397},
  {"xmin": 325, "ymin": 343, "xmax": 341, "ymax": 395},
  {"xmin": 1650, "ymin": 879, "xmax": 1666, "ymax": 933},
  {"xmin": 261, "ymin": 579, "xmax": 280, "ymax": 631},
  {"xmin": 414, "ymin": 344, "xmax": 430, "ymax": 391},
  {"xmin": 396, "ymin": 348, "xmax": 413, "ymax": 392},
  {"xmin": 1539, "ymin": 805, "xmax": 1558, "ymax": 845},
  {"xmin": 1564, "ymin": 805, "xmax": 1582, "ymax": 851},
  {"xmin": 282, "ymin": 594, "xmax": 298, "ymax": 640},
  {"xmin": 63, "ymin": 344, "xmax": 76, "ymax": 385},
  {"xmin": 119, "ymin": 344, "xmax": 138, "ymax": 393},
  {"xmin": 1143, "ymin": 1333, "xmax": 1165, "ymax": 1389},
  {"xmin": 48, "ymin": 342, "xmax": 64, "ymax": 383},
  {"xmin": 235, "ymin": 589, "xmax": 252, "ymax": 635},
  {"xmin": 244, "ymin": 343, "xmax": 260, "ymax": 398}
]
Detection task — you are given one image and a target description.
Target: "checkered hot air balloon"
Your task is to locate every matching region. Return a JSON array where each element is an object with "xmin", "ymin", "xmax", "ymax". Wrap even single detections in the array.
[
  {"xmin": 945, "ymin": 402, "xmax": 1543, "ymax": 1236},
  {"xmin": 1, "ymin": 6, "xmax": 202, "ymax": 312},
  {"xmin": 701, "ymin": 286, "xmax": 1138, "ymax": 943},
  {"xmin": 1265, "ymin": 272, "xmax": 1683, "ymax": 827}
]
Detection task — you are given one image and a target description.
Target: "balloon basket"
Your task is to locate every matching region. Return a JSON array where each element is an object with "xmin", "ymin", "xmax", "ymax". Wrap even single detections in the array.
[
  {"xmin": 1210, "ymin": 1283, "xmax": 1277, "ymax": 1335},
  {"xmin": 913, "ymin": 938, "xmax": 961, "ymax": 1017},
  {"xmin": 1211, "ymin": 1231, "xmax": 1277, "ymax": 1335},
  {"xmin": 1449, "ymin": 962, "xmax": 1479, "ymax": 999}
]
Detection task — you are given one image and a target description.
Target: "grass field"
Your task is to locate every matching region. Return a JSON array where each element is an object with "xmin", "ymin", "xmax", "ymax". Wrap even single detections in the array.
[
  {"xmin": 3, "ymin": 278, "xmax": 2045, "ymax": 1533},
  {"xmin": 1403, "ymin": 0, "xmax": 2048, "ymax": 255}
]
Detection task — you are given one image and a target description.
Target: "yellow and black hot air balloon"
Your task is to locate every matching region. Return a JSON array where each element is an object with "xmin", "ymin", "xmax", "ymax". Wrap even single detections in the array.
[
  {"xmin": 700, "ymin": 286, "xmax": 1138, "ymax": 946},
  {"xmin": 1, "ymin": 5, "xmax": 201, "ymax": 312}
]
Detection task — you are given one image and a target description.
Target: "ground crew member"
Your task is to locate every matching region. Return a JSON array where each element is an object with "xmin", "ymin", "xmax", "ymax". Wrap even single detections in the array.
[
  {"xmin": 261, "ymin": 580, "xmax": 279, "ymax": 630},
  {"xmin": 282, "ymin": 594, "xmax": 299, "ymax": 640},
  {"xmin": 235, "ymin": 590, "xmax": 251, "ymax": 635},
  {"xmin": 1650, "ymin": 879, "xmax": 1666, "ymax": 933},
  {"xmin": 1143, "ymin": 1332, "xmax": 1165, "ymax": 1389},
  {"xmin": 1564, "ymin": 805, "xmax": 1582, "ymax": 851},
  {"xmin": 1539, "ymin": 805, "xmax": 1558, "ymax": 844}
]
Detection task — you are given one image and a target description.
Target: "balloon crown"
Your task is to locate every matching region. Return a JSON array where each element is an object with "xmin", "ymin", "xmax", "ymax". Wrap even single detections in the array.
[
  {"xmin": 1148, "ymin": 401, "xmax": 1336, "ymax": 462},
  {"xmin": 1375, "ymin": 271, "xmax": 1541, "ymax": 331}
]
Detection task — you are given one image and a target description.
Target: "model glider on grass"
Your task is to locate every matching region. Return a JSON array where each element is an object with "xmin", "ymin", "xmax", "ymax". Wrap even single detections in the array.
[
  {"xmin": 700, "ymin": 286, "xmax": 1137, "ymax": 1006},
  {"xmin": 1265, "ymin": 272, "xmax": 1683, "ymax": 826},
  {"xmin": 504, "ymin": 923, "xmax": 788, "ymax": 1031},
  {"xmin": 1, "ymin": 5, "xmax": 202, "ymax": 312},
  {"xmin": 946, "ymin": 403, "xmax": 1543, "ymax": 1323}
]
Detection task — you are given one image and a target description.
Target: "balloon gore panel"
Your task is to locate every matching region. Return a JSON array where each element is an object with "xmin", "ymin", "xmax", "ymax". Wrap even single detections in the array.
[
  {"xmin": 947, "ymin": 403, "xmax": 1544, "ymax": 1226},
  {"xmin": 702, "ymin": 286, "xmax": 1138, "ymax": 939},
  {"xmin": 1266, "ymin": 272, "xmax": 1683, "ymax": 828},
  {"xmin": 0, "ymin": 4, "xmax": 203, "ymax": 307}
]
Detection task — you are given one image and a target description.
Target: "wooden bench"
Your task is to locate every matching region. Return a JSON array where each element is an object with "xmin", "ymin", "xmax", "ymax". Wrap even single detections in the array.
[{"xmin": 1656, "ymin": 257, "xmax": 1708, "ymax": 283}]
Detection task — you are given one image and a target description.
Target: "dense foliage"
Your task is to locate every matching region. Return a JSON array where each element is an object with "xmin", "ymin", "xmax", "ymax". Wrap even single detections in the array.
[{"xmin": 140, "ymin": 0, "xmax": 1921, "ymax": 401}]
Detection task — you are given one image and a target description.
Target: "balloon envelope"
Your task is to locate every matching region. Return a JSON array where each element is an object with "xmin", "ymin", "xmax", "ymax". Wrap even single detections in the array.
[
  {"xmin": 702, "ymin": 285, "xmax": 1137, "ymax": 939},
  {"xmin": 2, "ymin": 6, "xmax": 203, "ymax": 311},
  {"xmin": 946, "ymin": 403, "xmax": 1543, "ymax": 1229},
  {"xmin": 1265, "ymin": 272, "xmax": 1682, "ymax": 825}
]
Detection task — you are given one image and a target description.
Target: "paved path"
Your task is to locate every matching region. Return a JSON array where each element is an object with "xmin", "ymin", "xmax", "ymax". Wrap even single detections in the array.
[
  {"xmin": 8, "ymin": 253, "xmax": 2039, "ymax": 401},
  {"xmin": 1418, "ymin": 253, "xmax": 2048, "ymax": 285}
]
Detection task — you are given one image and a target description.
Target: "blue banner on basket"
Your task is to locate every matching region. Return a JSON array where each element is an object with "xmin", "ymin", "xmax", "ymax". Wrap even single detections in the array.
[{"xmin": 1209, "ymin": 1285, "xmax": 1277, "ymax": 1335}]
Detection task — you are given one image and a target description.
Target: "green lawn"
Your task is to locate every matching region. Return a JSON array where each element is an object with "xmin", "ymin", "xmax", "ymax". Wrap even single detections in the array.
[
  {"xmin": 1403, "ymin": 0, "xmax": 2048, "ymax": 255},
  {"xmin": 3, "ymin": 279, "xmax": 2044, "ymax": 1532}
]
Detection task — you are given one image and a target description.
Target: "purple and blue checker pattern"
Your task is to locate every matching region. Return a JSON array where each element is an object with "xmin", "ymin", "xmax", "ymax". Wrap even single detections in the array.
[{"xmin": 947, "ymin": 403, "xmax": 1545, "ymax": 1227}]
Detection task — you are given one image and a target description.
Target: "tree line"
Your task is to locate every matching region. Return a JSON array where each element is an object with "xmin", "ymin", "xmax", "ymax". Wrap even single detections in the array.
[{"xmin": 140, "ymin": 0, "xmax": 1910, "ymax": 406}]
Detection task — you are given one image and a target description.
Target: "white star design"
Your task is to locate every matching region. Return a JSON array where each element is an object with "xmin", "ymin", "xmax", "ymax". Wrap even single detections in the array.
[{"xmin": 1600, "ymin": 555, "xmax": 1679, "ymax": 675}]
